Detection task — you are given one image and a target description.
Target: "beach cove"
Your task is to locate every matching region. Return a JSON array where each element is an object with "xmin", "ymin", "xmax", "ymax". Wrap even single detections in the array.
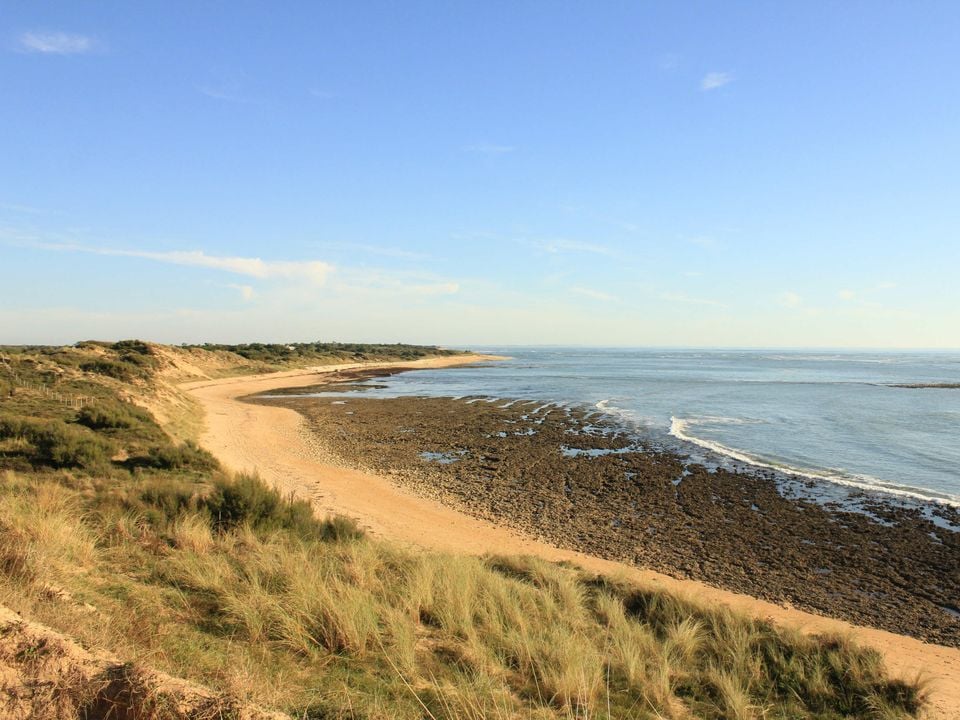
[{"xmin": 183, "ymin": 355, "xmax": 960, "ymax": 719}]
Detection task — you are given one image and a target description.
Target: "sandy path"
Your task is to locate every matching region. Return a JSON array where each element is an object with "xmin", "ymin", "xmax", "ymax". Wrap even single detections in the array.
[{"xmin": 183, "ymin": 356, "xmax": 960, "ymax": 719}]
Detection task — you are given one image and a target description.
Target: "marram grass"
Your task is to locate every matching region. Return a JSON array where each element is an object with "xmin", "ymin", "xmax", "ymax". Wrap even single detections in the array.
[{"xmin": 0, "ymin": 470, "xmax": 924, "ymax": 719}]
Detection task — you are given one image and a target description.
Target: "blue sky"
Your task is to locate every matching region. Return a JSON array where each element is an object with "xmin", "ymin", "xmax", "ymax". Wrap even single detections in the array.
[{"xmin": 2, "ymin": 2, "xmax": 958, "ymax": 347}]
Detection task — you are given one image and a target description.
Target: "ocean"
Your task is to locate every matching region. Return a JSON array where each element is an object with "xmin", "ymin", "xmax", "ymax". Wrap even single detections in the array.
[{"xmin": 342, "ymin": 348, "xmax": 960, "ymax": 507}]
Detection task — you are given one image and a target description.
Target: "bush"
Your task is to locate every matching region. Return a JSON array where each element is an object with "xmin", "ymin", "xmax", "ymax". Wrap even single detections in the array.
[
  {"xmin": 32, "ymin": 423, "xmax": 114, "ymax": 470},
  {"xmin": 76, "ymin": 403, "xmax": 146, "ymax": 430},
  {"xmin": 0, "ymin": 416, "xmax": 115, "ymax": 470},
  {"xmin": 112, "ymin": 339, "xmax": 153, "ymax": 355},
  {"xmin": 139, "ymin": 480, "xmax": 204, "ymax": 524},
  {"xmin": 0, "ymin": 415, "xmax": 32, "ymax": 440},
  {"xmin": 80, "ymin": 359, "xmax": 134, "ymax": 382},
  {"xmin": 203, "ymin": 474, "xmax": 362, "ymax": 541},
  {"xmin": 145, "ymin": 441, "xmax": 218, "ymax": 472}
]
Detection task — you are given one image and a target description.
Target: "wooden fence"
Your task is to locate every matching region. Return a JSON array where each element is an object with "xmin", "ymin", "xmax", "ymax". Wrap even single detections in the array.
[{"xmin": 0, "ymin": 353, "xmax": 94, "ymax": 409}]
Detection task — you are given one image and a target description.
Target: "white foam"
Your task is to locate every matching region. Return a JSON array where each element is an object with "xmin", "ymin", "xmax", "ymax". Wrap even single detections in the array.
[
  {"xmin": 594, "ymin": 400, "xmax": 662, "ymax": 435},
  {"xmin": 669, "ymin": 416, "xmax": 960, "ymax": 508}
]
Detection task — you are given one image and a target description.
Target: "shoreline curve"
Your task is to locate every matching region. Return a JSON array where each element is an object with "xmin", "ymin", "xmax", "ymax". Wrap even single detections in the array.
[{"xmin": 182, "ymin": 355, "xmax": 960, "ymax": 719}]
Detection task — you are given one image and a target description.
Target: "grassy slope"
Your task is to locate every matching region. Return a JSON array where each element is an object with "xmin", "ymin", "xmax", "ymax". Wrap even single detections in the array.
[{"xmin": 0, "ymin": 342, "xmax": 924, "ymax": 719}]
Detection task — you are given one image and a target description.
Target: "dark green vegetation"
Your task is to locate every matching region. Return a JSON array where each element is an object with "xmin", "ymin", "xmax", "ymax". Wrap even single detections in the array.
[
  {"xmin": 181, "ymin": 341, "xmax": 463, "ymax": 366},
  {"xmin": 889, "ymin": 383, "xmax": 960, "ymax": 389},
  {"xmin": 0, "ymin": 342, "xmax": 925, "ymax": 719}
]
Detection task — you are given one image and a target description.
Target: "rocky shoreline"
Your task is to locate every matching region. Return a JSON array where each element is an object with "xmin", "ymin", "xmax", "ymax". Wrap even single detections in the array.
[{"xmin": 251, "ymin": 368, "xmax": 960, "ymax": 647}]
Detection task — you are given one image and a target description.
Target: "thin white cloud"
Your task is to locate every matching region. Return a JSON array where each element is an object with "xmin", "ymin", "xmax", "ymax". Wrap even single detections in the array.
[
  {"xmin": 838, "ymin": 289, "xmax": 856, "ymax": 301},
  {"xmin": 17, "ymin": 31, "xmax": 95, "ymax": 55},
  {"xmin": 227, "ymin": 284, "xmax": 255, "ymax": 301},
  {"xmin": 27, "ymin": 241, "xmax": 334, "ymax": 285},
  {"xmin": 778, "ymin": 291, "xmax": 802, "ymax": 308},
  {"xmin": 308, "ymin": 89, "xmax": 335, "ymax": 99},
  {"xmin": 406, "ymin": 282, "xmax": 459, "ymax": 296},
  {"xmin": 197, "ymin": 78, "xmax": 256, "ymax": 104},
  {"xmin": 9, "ymin": 233, "xmax": 467, "ymax": 302},
  {"xmin": 463, "ymin": 143, "xmax": 515, "ymax": 155},
  {"xmin": 658, "ymin": 53, "xmax": 680, "ymax": 71},
  {"xmin": 533, "ymin": 238, "xmax": 614, "ymax": 256},
  {"xmin": 660, "ymin": 292, "xmax": 725, "ymax": 308},
  {"xmin": 0, "ymin": 202, "xmax": 47, "ymax": 215},
  {"xmin": 311, "ymin": 241, "xmax": 429, "ymax": 260},
  {"xmin": 571, "ymin": 286, "xmax": 615, "ymax": 302},
  {"xmin": 701, "ymin": 72, "xmax": 733, "ymax": 91},
  {"xmin": 128, "ymin": 249, "xmax": 332, "ymax": 283},
  {"xmin": 687, "ymin": 235, "xmax": 718, "ymax": 249},
  {"xmin": 331, "ymin": 267, "xmax": 461, "ymax": 299}
]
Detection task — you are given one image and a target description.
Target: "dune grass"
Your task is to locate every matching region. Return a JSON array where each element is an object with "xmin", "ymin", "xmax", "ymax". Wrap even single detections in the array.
[
  {"xmin": 0, "ymin": 342, "xmax": 925, "ymax": 719},
  {"xmin": 0, "ymin": 468, "xmax": 923, "ymax": 719}
]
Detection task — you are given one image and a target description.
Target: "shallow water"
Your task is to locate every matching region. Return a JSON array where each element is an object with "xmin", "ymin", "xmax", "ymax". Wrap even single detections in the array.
[{"xmin": 323, "ymin": 348, "xmax": 960, "ymax": 506}]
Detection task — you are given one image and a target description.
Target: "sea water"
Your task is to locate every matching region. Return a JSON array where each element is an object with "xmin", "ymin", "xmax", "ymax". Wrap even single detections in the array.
[{"xmin": 301, "ymin": 348, "xmax": 960, "ymax": 507}]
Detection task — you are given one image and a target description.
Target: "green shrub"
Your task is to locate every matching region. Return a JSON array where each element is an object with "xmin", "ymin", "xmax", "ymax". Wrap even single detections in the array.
[
  {"xmin": 32, "ymin": 423, "xmax": 114, "ymax": 470},
  {"xmin": 145, "ymin": 441, "xmax": 218, "ymax": 472},
  {"xmin": 0, "ymin": 415, "xmax": 32, "ymax": 440},
  {"xmin": 77, "ymin": 405, "xmax": 137, "ymax": 430},
  {"xmin": 80, "ymin": 359, "xmax": 135, "ymax": 381},
  {"xmin": 76, "ymin": 403, "xmax": 142, "ymax": 430},
  {"xmin": 0, "ymin": 416, "xmax": 115, "ymax": 470},
  {"xmin": 203, "ymin": 474, "xmax": 362, "ymax": 541},
  {"xmin": 111, "ymin": 339, "xmax": 153, "ymax": 355},
  {"xmin": 139, "ymin": 480, "xmax": 204, "ymax": 524}
]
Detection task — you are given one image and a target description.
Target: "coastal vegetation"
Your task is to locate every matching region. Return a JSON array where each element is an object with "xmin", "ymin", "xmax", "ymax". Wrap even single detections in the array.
[
  {"xmin": 0, "ymin": 342, "xmax": 925, "ymax": 718},
  {"xmin": 179, "ymin": 341, "xmax": 464, "ymax": 367}
]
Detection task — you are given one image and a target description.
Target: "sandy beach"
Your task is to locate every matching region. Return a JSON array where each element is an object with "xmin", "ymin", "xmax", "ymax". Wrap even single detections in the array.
[{"xmin": 183, "ymin": 356, "xmax": 960, "ymax": 719}]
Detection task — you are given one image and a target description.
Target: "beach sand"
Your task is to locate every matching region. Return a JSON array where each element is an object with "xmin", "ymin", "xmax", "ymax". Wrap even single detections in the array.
[{"xmin": 183, "ymin": 356, "xmax": 960, "ymax": 719}]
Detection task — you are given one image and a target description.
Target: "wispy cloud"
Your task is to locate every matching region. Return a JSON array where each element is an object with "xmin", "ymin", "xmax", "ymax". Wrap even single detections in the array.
[
  {"xmin": 778, "ymin": 291, "xmax": 802, "ymax": 308},
  {"xmin": 197, "ymin": 77, "xmax": 257, "ymax": 104},
  {"xmin": 700, "ymin": 71, "xmax": 733, "ymax": 91},
  {"xmin": 838, "ymin": 289, "xmax": 856, "ymax": 301},
  {"xmin": 17, "ymin": 31, "xmax": 95, "ymax": 55},
  {"xmin": 406, "ymin": 282, "xmax": 459, "ymax": 296},
  {"xmin": 658, "ymin": 53, "xmax": 680, "ymax": 71},
  {"xmin": 532, "ymin": 238, "xmax": 614, "ymax": 256},
  {"xmin": 26, "ymin": 241, "xmax": 334, "ymax": 285},
  {"xmin": 687, "ymin": 235, "xmax": 718, "ymax": 249},
  {"xmin": 0, "ymin": 202, "xmax": 48, "ymax": 215},
  {"xmin": 8, "ymin": 232, "xmax": 469, "ymax": 303},
  {"xmin": 333, "ymin": 267, "xmax": 461, "ymax": 298},
  {"xmin": 660, "ymin": 292, "xmax": 725, "ymax": 308},
  {"xmin": 571, "ymin": 286, "xmax": 615, "ymax": 302},
  {"xmin": 227, "ymin": 284, "xmax": 255, "ymax": 301},
  {"xmin": 463, "ymin": 143, "xmax": 515, "ymax": 155},
  {"xmin": 308, "ymin": 89, "xmax": 335, "ymax": 100},
  {"xmin": 198, "ymin": 85, "xmax": 254, "ymax": 104},
  {"xmin": 311, "ymin": 241, "xmax": 429, "ymax": 260}
]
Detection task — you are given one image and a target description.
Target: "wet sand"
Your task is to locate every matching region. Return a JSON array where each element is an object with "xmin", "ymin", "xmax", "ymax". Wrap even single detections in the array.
[{"xmin": 183, "ymin": 359, "xmax": 960, "ymax": 719}]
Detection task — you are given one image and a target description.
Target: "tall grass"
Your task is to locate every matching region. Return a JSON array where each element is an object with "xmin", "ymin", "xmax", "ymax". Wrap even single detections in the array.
[{"xmin": 0, "ymin": 471, "xmax": 921, "ymax": 719}]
